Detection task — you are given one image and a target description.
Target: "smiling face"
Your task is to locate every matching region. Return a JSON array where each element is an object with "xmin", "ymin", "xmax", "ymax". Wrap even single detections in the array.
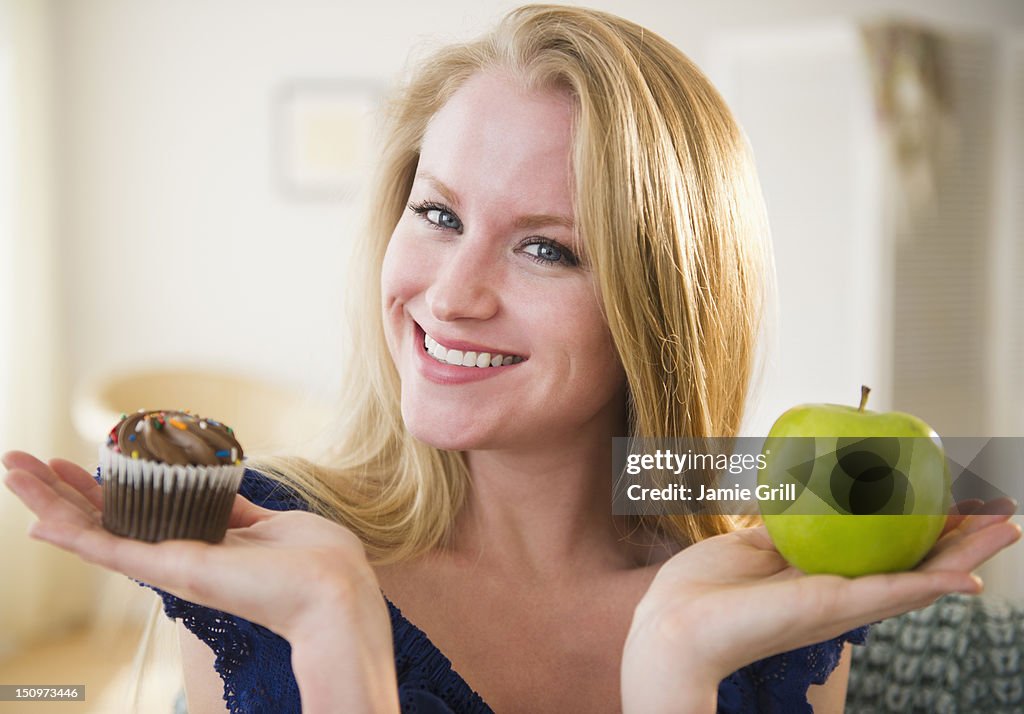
[{"xmin": 380, "ymin": 70, "xmax": 627, "ymax": 451}]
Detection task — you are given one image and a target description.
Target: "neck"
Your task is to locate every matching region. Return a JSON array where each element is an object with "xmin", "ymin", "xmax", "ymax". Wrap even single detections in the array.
[{"xmin": 448, "ymin": 427, "xmax": 670, "ymax": 582}]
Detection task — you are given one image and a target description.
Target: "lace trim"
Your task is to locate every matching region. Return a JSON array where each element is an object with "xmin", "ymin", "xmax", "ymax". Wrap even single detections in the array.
[
  {"xmin": 387, "ymin": 595, "xmax": 493, "ymax": 713},
  {"xmin": 719, "ymin": 626, "xmax": 870, "ymax": 713},
  {"xmin": 156, "ymin": 590, "xmax": 299, "ymax": 713}
]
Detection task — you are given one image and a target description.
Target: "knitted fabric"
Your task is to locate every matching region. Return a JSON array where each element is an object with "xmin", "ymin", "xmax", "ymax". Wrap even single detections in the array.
[
  {"xmin": 139, "ymin": 468, "xmax": 866, "ymax": 712},
  {"xmin": 847, "ymin": 592, "xmax": 1024, "ymax": 713}
]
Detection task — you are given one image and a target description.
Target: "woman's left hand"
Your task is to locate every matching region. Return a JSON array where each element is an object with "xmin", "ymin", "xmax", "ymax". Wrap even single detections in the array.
[{"xmin": 620, "ymin": 499, "xmax": 1020, "ymax": 713}]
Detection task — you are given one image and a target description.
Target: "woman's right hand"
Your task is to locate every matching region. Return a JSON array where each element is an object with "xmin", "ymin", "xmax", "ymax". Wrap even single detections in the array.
[{"xmin": 2, "ymin": 450, "xmax": 400, "ymax": 714}]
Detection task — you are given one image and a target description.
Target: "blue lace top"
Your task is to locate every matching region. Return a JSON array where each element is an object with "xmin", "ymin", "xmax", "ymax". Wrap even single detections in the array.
[{"xmin": 150, "ymin": 468, "xmax": 868, "ymax": 713}]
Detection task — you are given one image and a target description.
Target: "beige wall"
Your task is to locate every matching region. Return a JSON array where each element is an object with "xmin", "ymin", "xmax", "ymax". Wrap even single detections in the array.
[{"xmin": 53, "ymin": 1, "xmax": 1024, "ymax": 461}]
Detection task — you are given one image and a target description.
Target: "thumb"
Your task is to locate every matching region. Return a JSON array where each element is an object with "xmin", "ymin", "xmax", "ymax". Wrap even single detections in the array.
[{"xmin": 227, "ymin": 494, "xmax": 275, "ymax": 528}]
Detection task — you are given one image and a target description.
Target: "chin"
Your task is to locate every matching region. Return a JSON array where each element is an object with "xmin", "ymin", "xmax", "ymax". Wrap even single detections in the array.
[
  {"xmin": 402, "ymin": 404, "xmax": 477, "ymax": 451},
  {"xmin": 401, "ymin": 400, "xmax": 514, "ymax": 452}
]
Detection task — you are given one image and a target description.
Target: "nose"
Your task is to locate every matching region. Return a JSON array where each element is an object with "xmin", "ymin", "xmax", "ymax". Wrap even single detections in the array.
[{"xmin": 425, "ymin": 240, "xmax": 501, "ymax": 322}]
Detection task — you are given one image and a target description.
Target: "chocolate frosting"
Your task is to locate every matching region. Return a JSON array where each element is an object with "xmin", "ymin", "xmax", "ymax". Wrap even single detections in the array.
[{"xmin": 106, "ymin": 409, "xmax": 244, "ymax": 466}]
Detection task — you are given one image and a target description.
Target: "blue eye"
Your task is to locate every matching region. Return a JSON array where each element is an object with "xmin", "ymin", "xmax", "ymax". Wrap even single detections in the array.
[
  {"xmin": 407, "ymin": 200, "xmax": 580, "ymax": 268},
  {"xmin": 428, "ymin": 208, "xmax": 461, "ymax": 230},
  {"xmin": 521, "ymin": 239, "xmax": 579, "ymax": 267},
  {"xmin": 524, "ymin": 243, "xmax": 561, "ymax": 262},
  {"xmin": 409, "ymin": 201, "xmax": 462, "ymax": 231}
]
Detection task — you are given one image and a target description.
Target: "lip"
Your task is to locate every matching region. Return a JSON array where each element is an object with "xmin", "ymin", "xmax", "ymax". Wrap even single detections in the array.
[{"xmin": 413, "ymin": 323, "xmax": 524, "ymax": 385}]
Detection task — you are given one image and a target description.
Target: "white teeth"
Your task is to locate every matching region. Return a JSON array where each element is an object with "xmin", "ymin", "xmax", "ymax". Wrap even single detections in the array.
[{"xmin": 421, "ymin": 329, "xmax": 524, "ymax": 368}]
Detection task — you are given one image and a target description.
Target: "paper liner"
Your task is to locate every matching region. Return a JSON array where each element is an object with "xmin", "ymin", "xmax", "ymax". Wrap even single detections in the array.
[{"xmin": 99, "ymin": 446, "xmax": 244, "ymax": 543}]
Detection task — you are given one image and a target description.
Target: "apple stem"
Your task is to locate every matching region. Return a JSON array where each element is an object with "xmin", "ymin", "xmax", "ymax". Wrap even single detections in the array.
[{"xmin": 859, "ymin": 385, "xmax": 871, "ymax": 412}]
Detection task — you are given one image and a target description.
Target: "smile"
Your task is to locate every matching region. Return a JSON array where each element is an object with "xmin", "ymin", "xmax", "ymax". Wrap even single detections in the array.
[{"xmin": 422, "ymin": 330, "xmax": 525, "ymax": 368}]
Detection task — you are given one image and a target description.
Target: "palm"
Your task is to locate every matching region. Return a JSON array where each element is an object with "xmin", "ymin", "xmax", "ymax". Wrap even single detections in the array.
[
  {"xmin": 2, "ymin": 450, "xmax": 374, "ymax": 638},
  {"xmin": 640, "ymin": 501, "xmax": 1020, "ymax": 677}
]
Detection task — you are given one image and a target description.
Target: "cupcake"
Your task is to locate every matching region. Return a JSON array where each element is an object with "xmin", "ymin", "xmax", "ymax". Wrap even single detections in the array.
[{"xmin": 100, "ymin": 409, "xmax": 245, "ymax": 543}]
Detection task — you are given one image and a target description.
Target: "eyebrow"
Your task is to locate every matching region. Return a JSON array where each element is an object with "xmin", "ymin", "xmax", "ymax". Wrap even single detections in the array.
[{"xmin": 415, "ymin": 171, "xmax": 575, "ymax": 231}]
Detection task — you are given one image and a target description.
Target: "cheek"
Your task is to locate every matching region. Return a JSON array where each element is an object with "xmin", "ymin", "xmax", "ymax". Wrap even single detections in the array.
[
  {"xmin": 381, "ymin": 229, "xmax": 427, "ymax": 312},
  {"xmin": 552, "ymin": 290, "xmax": 626, "ymax": 394},
  {"xmin": 584, "ymin": 330, "xmax": 626, "ymax": 394},
  {"xmin": 380, "ymin": 231, "xmax": 421, "ymax": 364}
]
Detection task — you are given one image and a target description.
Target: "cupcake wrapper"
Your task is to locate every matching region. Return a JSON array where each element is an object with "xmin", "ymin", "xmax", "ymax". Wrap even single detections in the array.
[{"xmin": 99, "ymin": 447, "xmax": 245, "ymax": 543}]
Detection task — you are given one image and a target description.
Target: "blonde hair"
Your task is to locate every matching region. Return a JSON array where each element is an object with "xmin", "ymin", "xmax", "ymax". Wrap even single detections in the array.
[{"xmin": 248, "ymin": 4, "xmax": 773, "ymax": 563}]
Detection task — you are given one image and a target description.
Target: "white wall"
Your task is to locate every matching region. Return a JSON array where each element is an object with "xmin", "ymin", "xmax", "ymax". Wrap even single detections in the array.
[
  {"xmin": 711, "ymin": 25, "xmax": 888, "ymax": 438},
  {"xmin": 1, "ymin": 0, "xmax": 97, "ymax": 652}
]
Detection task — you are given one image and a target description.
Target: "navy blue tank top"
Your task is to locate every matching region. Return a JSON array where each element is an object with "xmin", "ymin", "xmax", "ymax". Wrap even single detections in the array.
[{"xmin": 150, "ymin": 469, "xmax": 867, "ymax": 713}]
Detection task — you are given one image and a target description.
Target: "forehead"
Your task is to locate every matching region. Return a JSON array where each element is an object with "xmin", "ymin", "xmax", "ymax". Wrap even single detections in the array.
[{"xmin": 417, "ymin": 71, "xmax": 576, "ymax": 210}]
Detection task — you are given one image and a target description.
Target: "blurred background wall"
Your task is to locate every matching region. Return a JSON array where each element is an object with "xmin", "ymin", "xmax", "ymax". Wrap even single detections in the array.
[{"xmin": 0, "ymin": 0, "xmax": 1021, "ymax": 711}]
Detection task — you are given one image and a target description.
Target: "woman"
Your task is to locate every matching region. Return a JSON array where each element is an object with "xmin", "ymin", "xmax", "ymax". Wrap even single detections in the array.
[{"xmin": 3, "ymin": 5, "xmax": 1019, "ymax": 713}]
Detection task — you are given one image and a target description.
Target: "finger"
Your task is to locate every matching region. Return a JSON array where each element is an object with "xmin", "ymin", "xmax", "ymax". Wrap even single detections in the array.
[
  {"xmin": 973, "ymin": 496, "xmax": 1018, "ymax": 515},
  {"xmin": 844, "ymin": 570, "xmax": 981, "ymax": 625},
  {"xmin": 732, "ymin": 567, "xmax": 979, "ymax": 664},
  {"xmin": 3, "ymin": 451, "xmax": 100, "ymax": 517},
  {"xmin": 28, "ymin": 516, "xmax": 268, "ymax": 618},
  {"xmin": 797, "ymin": 568, "xmax": 980, "ymax": 635},
  {"xmin": 951, "ymin": 498, "xmax": 984, "ymax": 516},
  {"xmin": 49, "ymin": 458, "xmax": 105, "ymax": 510},
  {"xmin": 938, "ymin": 498, "xmax": 1014, "ymax": 537},
  {"xmin": 734, "ymin": 525, "xmax": 777, "ymax": 551},
  {"xmin": 920, "ymin": 520, "xmax": 1022, "ymax": 573},
  {"xmin": 929, "ymin": 510, "xmax": 1017, "ymax": 559},
  {"xmin": 940, "ymin": 499, "xmax": 984, "ymax": 536},
  {"xmin": 3, "ymin": 468, "xmax": 101, "ymax": 528}
]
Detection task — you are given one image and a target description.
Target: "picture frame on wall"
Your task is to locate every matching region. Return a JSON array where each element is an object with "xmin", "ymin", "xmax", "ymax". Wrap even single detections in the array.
[{"xmin": 274, "ymin": 79, "xmax": 385, "ymax": 201}]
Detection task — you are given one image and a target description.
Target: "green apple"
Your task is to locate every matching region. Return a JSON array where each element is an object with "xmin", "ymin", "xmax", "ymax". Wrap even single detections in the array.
[{"xmin": 758, "ymin": 386, "xmax": 950, "ymax": 577}]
